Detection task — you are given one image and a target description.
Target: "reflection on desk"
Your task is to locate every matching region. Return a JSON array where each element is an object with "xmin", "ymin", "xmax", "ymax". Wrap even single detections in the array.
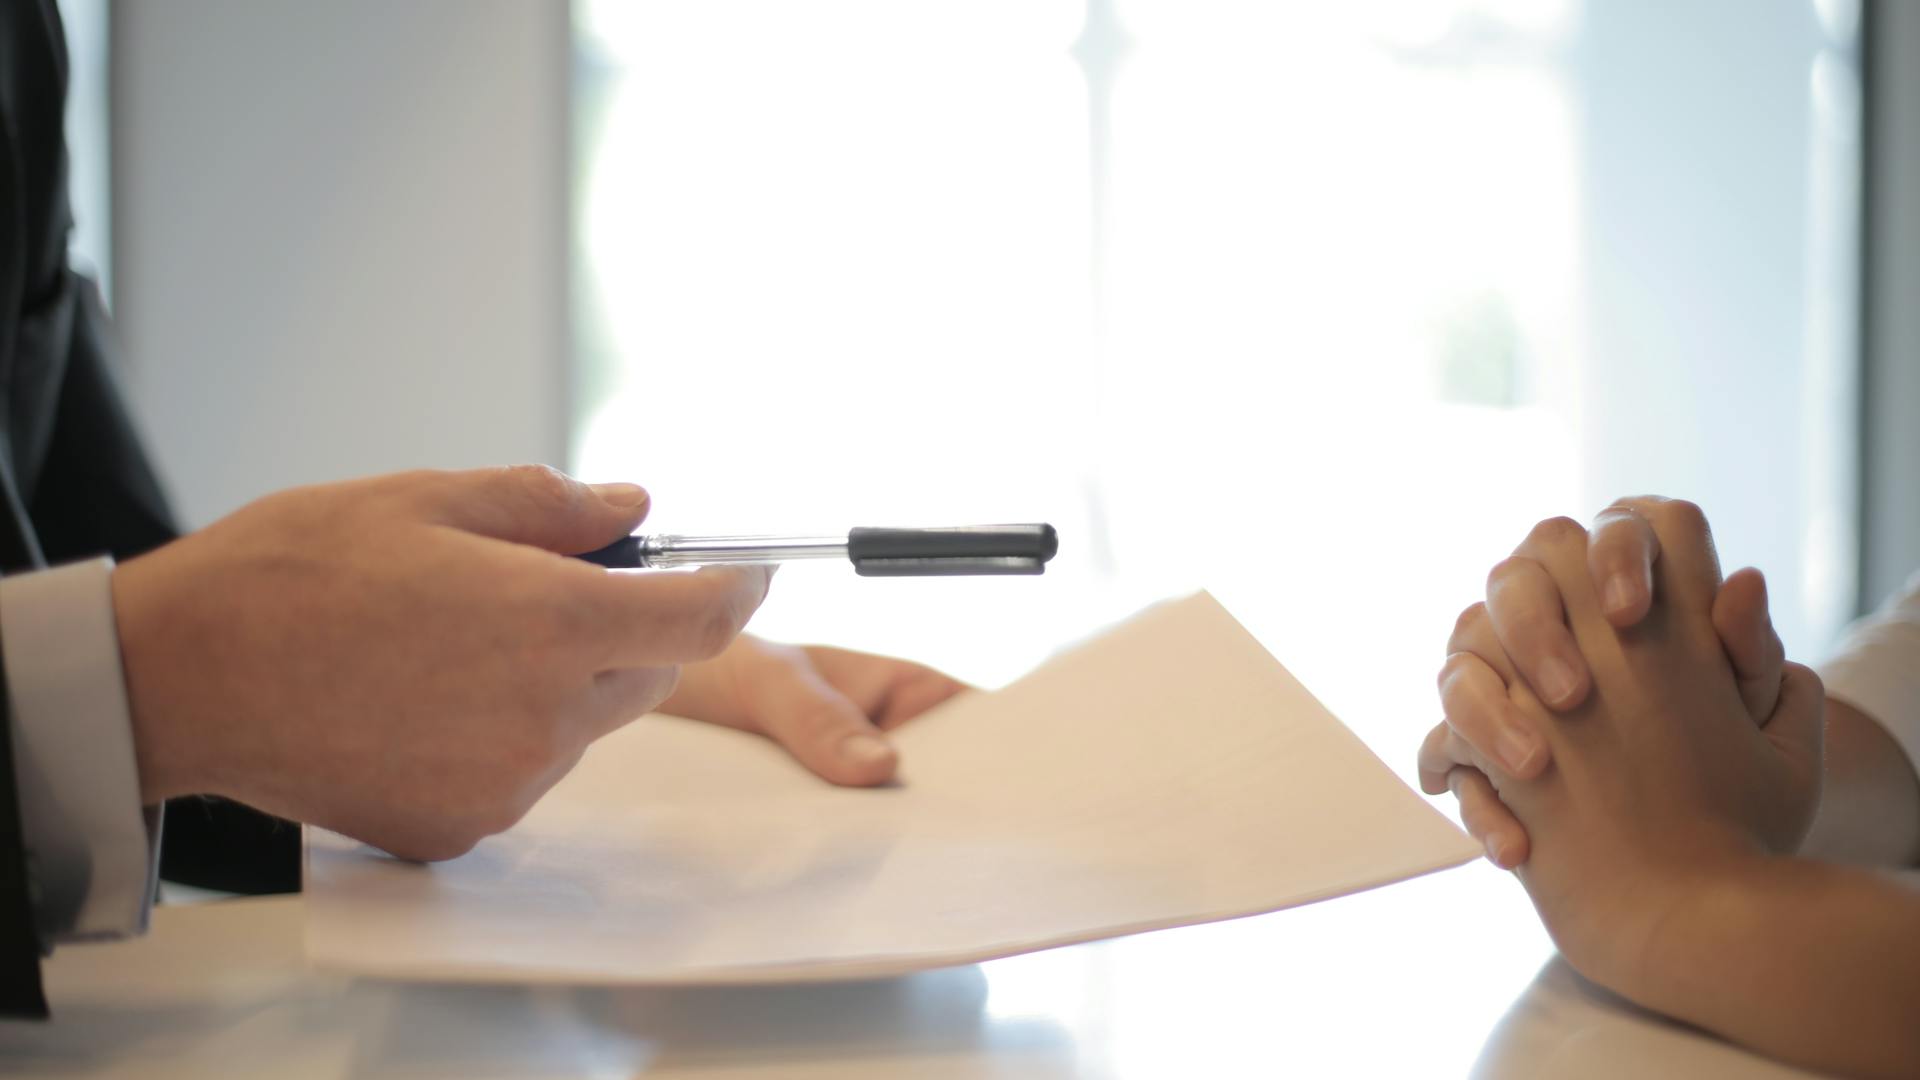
[
  {"xmin": 1474, "ymin": 959, "xmax": 1825, "ymax": 1080},
  {"xmin": 0, "ymin": 862, "xmax": 1829, "ymax": 1079}
]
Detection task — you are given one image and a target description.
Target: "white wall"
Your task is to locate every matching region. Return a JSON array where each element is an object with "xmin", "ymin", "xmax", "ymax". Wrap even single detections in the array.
[
  {"xmin": 1571, "ymin": 0, "xmax": 1858, "ymax": 656},
  {"xmin": 1864, "ymin": 0, "xmax": 1920, "ymax": 609},
  {"xmin": 112, "ymin": 0, "xmax": 569, "ymax": 528}
]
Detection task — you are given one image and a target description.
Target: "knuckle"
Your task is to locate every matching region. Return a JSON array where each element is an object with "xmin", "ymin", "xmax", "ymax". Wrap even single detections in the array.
[
  {"xmin": 1590, "ymin": 507, "xmax": 1647, "ymax": 549},
  {"xmin": 1784, "ymin": 661, "xmax": 1824, "ymax": 696},
  {"xmin": 1484, "ymin": 559, "xmax": 1553, "ymax": 625},
  {"xmin": 504, "ymin": 463, "xmax": 578, "ymax": 508},
  {"xmin": 1450, "ymin": 601, "xmax": 1489, "ymax": 645},
  {"xmin": 1436, "ymin": 651, "xmax": 1480, "ymax": 693},
  {"xmin": 1452, "ymin": 601, "xmax": 1488, "ymax": 634},
  {"xmin": 1658, "ymin": 498, "xmax": 1708, "ymax": 534},
  {"xmin": 1606, "ymin": 494, "xmax": 1658, "ymax": 514},
  {"xmin": 1484, "ymin": 556, "xmax": 1533, "ymax": 590},
  {"xmin": 1524, "ymin": 515, "xmax": 1587, "ymax": 549}
]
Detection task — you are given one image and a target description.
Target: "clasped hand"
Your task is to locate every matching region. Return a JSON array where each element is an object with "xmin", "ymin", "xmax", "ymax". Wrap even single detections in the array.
[{"xmin": 1416, "ymin": 497, "xmax": 1824, "ymax": 991}]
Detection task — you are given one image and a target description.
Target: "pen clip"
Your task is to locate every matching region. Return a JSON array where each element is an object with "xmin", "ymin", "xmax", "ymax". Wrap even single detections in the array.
[{"xmin": 854, "ymin": 556, "xmax": 1048, "ymax": 577}]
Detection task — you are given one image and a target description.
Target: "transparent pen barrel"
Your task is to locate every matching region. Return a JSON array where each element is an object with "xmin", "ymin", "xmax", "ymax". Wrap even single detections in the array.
[{"xmin": 641, "ymin": 534, "xmax": 848, "ymax": 568}]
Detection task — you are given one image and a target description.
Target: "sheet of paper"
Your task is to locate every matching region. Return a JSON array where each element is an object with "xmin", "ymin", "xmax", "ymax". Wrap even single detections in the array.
[{"xmin": 305, "ymin": 592, "xmax": 1479, "ymax": 984}]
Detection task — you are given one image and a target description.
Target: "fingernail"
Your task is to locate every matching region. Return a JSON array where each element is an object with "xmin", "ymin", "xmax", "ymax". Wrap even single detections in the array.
[
  {"xmin": 1484, "ymin": 835, "xmax": 1509, "ymax": 868},
  {"xmin": 590, "ymin": 482, "xmax": 649, "ymax": 509},
  {"xmin": 1538, "ymin": 656, "xmax": 1578, "ymax": 707},
  {"xmin": 839, "ymin": 733, "xmax": 895, "ymax": 769},
  {"xmin": 1496, "ymin": 725, "xmax": 1538, "ymax": 774},
  {"xmin": 1603, "ymin": 573, "xmax": 1636, "ymax": 616}
]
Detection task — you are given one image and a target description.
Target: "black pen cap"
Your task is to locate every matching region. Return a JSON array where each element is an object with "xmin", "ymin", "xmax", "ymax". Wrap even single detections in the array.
[{"xmin": 848, "ymin": 524, "xmax": 1058, "ymax": 576}]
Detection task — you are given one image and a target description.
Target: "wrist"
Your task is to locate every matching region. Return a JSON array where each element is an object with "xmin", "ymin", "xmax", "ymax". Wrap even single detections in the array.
[
  {"xmin": 1530, "ymin": 820, "xmax": 1768, "ymax": 998},
  {"xmin": 1607, "ymin": 849, "xmax": 1775, "ymax": 1008},
  {"xmin": 112, "ymin": 553, "xmax": 212, "ymax": 802}
]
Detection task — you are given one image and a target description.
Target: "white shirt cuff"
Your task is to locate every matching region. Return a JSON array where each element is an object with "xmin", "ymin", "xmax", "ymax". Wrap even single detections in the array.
[
  {"xmin": 1819, "ymin": 570, "xmax": 1920, "ymax": 783},
  {"xmin": 1, "ymin": 557, "xmax": 159, "ymax": 943}
]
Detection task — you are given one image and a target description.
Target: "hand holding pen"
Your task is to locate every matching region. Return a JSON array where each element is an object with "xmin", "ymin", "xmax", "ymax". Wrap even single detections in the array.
[{"xmin": 577, "ymin": 524, "xmax": 1059, "ymax": 576}]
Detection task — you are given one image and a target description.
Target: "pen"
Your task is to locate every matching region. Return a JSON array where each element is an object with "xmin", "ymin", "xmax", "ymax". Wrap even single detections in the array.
[{"xmin": 575, "ymin": 524, "xmax": 1059, "ymax": 577}]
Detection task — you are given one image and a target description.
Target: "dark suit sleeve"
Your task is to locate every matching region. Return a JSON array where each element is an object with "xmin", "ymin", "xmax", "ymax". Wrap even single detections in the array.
[
  {"xmin": 26, "ymin": 281, "xmax": 300, "ymax": 897},
  {"xmin": 0, "ymin": 631, "xmax": 49, "ymax": 1018},
  {"xmin": 0, "ymin": 0, "xmax": 57, "ymax": 1022},
  {"xmin": 24, "ymin": 276, "xmax": 177, "ymax": 565}
]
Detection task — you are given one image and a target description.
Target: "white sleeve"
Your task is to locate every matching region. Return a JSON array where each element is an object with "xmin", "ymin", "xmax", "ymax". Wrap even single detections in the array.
[
  {"xmin": 0, "ymin": 558, "xmax": 159, "ymax": 943},
  {"xmin": 1818, "ymin": 570, "xmax": 1920, "ymax": 781}
]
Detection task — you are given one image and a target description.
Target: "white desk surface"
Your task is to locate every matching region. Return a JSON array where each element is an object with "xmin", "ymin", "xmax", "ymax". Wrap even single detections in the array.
[{"xmin": 0, "ymin": 860, "xmax": 1824, "ymax": 1079}]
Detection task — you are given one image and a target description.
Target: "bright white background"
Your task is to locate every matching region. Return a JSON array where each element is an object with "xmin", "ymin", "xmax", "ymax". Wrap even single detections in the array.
[
  {"xmin": 572, "ymin": 0, "xmax": 1856, "ymax": 735},
  {"xmin": 571, "ymin": 1, "xmax": 1858, "ymax": 1071}
]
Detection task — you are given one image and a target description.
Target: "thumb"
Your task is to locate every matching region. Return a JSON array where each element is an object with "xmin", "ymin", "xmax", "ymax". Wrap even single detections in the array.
[
  {"xmin": 1713, "ymin": 567, "xmax": 1784, "ymax": 726},
  {"xmin": 1760, "ymin": 661, "xmax": 1826, "ymax": 852},
  {"xmin": 747, "ymin": 662, "xmax": 901, "ymax": 787},
  {"xmin": 416, "ymin": 465, "xmax": 651, "ymax": 554},
  {"xmin": 1762, "ymin": 661, "xmax": 1826, "ymax": 770}
]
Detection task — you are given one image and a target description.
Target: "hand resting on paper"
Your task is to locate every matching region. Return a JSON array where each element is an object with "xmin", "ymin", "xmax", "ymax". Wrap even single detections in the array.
[
  {"xmin": 663, "ymin": 636, "xmax": 970, "ymax": 786},
  {"xmin": 1416, "ymin": 501, "xmax": 1920, "ymax": 1078}
]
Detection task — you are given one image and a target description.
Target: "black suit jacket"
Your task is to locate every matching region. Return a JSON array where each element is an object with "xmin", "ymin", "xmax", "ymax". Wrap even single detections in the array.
[{"xmin": 2, "ymin": 0, "xmax": 296, "ymax": 1019}]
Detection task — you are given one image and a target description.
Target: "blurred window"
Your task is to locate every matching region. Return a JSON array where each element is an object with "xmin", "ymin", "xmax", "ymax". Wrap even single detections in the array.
[
  {"xmin": 57, "ymin": 0, "xmax": 111, "ymax": 295},
  {"xmin": 571, "ymin": 2, "xmax": 1858, "ymax": 1066}
]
